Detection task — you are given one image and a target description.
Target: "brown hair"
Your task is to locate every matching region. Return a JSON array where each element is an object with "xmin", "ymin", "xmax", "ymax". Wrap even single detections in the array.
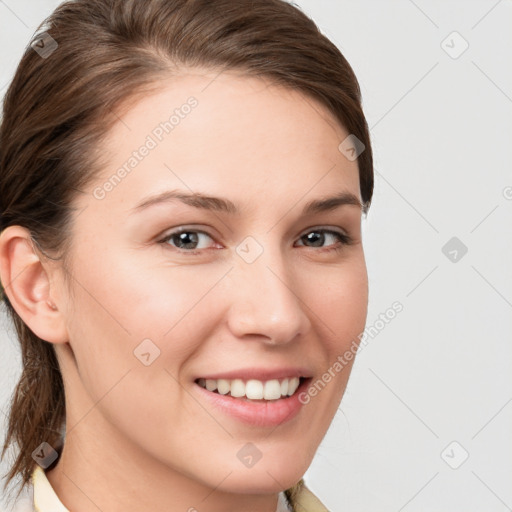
[{"xmin": 0, "ymin": 0, "xmax": 374, "ymax": 501}]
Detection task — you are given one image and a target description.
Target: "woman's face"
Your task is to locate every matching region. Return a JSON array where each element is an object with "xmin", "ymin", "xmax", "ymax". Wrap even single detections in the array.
[{"xmin": 51, "ymin": 69, "xmax": 368, "ymax": 494}]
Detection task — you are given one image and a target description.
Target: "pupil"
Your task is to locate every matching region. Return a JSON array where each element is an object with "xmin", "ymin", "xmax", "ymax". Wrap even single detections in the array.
[
  {"xmin": 305, "ymin": 231, "xmax": 323, "ymax": 247},
  {"xmin": 176, "ymin": 232, "xmax": 198, "ymax": 249}
]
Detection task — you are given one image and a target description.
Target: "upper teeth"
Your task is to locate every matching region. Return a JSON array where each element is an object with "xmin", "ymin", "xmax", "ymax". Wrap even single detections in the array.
[{"xmin": 197, "ymin": 377, "xmax": 301, "ymax": 400}]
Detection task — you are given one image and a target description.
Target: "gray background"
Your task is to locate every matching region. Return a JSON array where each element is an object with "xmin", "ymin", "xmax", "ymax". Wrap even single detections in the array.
[{"xmin": 1, "ymin": 1, "xmax": 511, "ymax": 510}]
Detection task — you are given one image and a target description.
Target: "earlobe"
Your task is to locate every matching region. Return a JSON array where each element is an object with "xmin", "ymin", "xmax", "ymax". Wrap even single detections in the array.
[{"xmin": 0, "ymin": 225, "xmax": 69, "ymax": 344}]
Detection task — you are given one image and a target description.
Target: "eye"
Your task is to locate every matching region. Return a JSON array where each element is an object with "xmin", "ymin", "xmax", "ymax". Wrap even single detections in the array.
[
  {"xmin": 158, "ymin": 228, "xmax": 216, "ymax": 254},
  {"xmin": 295, "ymin": 228, "xmax": 353, "ymax": 253}
]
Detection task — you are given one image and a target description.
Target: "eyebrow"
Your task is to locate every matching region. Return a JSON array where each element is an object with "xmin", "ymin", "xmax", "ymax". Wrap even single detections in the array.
[{"xmin": 130, "ymin": 189, "xmax": 364, "ymax": 216}]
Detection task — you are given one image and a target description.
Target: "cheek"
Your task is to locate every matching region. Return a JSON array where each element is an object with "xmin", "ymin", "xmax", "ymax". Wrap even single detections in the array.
[
  {"xmin": 62, "ymin": 256, "xmax": 206, "ymax": 457},
  {"xmin": 69, "ymin": 248, "xmax": 210, "ymax": 342},
  {"xmin": 307, "ymin": 257, "xmax": 369, "ymax": 349},
  {"xmin": 303, "ymin": 257, "xmax": 368, "ymax": 402}
]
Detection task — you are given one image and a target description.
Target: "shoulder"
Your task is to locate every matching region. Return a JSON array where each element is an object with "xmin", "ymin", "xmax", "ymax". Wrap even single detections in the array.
[
  {"xmin": 31, "ymin": 465, "xmax": 68, "ymax": 512},
  {"xmin": 285, "ymin": 478, "xmax": 330, "ymax": 512}
]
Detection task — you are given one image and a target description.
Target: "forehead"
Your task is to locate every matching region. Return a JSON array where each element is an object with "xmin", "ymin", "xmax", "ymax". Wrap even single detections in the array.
[{"xmin": 86, "ymin": 69, "xmax": 361, "ymax": 215}]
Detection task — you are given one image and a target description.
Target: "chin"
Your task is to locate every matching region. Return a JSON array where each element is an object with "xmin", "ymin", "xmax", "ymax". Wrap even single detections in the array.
[
  {"xmin": 212, "ymin": 452, "xmax": 311, "ymax": 494},
  {"xmin": 220, "ymin": 472, "xmax": 304, "ymax": 495}
]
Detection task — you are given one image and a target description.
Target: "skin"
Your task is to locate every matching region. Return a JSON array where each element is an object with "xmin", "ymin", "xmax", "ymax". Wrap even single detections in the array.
[{"xmin": 0, "ymin": 69, "xmax": 368, "ymax": 512}]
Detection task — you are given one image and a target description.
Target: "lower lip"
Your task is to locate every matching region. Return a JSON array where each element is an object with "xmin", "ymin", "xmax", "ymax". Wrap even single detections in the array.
[{"xmin": 193, "ymin": 378, "xmax": 312, "ymax": 427}]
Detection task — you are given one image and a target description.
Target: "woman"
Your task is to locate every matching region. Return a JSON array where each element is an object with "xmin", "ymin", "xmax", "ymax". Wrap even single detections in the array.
[{"xmin": 0, "ymin": 0, "xmax": 374, "ymax": 510}]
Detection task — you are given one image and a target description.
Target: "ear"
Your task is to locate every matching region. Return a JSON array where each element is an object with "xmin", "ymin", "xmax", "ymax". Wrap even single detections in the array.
[{"xmin": 0, "ymin": 225, "xmax": 69, "ymax": 344}]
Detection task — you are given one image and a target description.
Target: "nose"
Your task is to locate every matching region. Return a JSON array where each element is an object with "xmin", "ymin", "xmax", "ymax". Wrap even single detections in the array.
[{"xmin": 225, "ymin": 245, "xmax": 311, "ymax": 345}]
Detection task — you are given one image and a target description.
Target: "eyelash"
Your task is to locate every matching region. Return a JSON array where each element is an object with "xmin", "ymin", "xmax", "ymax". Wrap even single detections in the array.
[{"xmin": 157, "ymin": 227, "xmax": 353, "ymax": 256}]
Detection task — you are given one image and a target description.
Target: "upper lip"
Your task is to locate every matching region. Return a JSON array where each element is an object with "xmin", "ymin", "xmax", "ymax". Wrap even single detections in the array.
[{"xmin": 195, "ymin": 367, "xmax": 313, "ymax": 382}]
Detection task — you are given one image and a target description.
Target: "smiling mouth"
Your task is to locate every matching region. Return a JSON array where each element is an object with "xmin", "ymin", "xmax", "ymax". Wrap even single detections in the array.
[{"xmin": 194, "ymin": 376, "xmax": 308, "ymax": 401}]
